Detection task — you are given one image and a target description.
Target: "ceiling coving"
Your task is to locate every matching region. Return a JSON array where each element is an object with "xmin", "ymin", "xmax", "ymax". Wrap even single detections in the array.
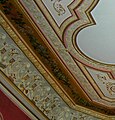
[{"xmin": 1, "ymin": 0, "xmax": 115, "ymax": 119}]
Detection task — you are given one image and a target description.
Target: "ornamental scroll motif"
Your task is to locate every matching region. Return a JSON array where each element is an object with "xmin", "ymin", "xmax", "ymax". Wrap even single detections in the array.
[
  {"xmin": 40, "ymin": 0, "xmax": 73, "ymax": 26},
  {"xmin": 97, "ymin": 74, "xmax": 115, "ymax": 95},
  {"xmin": 0, "ymin": 27, "xmax": 100, "ymax": 120},
  {"xmin": 106, "ymin": 83, "xmax": 115, "ymax": 95},
  {"xmin": 51, "ymin": 0, "xmax": 66, "ymax": 16}
]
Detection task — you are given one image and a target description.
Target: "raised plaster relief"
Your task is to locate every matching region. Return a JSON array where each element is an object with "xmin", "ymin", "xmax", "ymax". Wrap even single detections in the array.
[
  {"xmin": 0, "ymin": 27, "xmax": 100, "ymax": 119},
  {"xmin": 0, "ymin": 23, "xmax": 98, "ymax": 120}
]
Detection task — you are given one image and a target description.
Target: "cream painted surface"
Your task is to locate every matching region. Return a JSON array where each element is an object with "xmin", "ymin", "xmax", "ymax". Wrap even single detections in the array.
[
  {"xmin": 41, "ymin": 0, "xmax": 73, "ymax": 26},
  {"xmin": 77, "ymin": 0, "xmax": 115, "ymax": 64},
  {"xmin": 86, "ymin": 67, "xmax": 115, "ymax": 99},
  {"xmin": 0, "ymin": 25, "xmax": 101, "ymax": 120}
]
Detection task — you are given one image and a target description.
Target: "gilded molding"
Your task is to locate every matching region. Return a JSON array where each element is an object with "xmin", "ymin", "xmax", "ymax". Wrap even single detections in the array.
[
  {"xmin": 1, "ymin": 0, "xmax": 115, "ymax": 118},
  {"xmin": 0, "ymin": 13, "xmax": 104, "ymax": 119}
]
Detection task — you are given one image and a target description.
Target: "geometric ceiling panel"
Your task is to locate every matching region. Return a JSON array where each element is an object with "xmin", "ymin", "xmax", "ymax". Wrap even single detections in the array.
[
  {"xmin": 77, "ymin": 0, "xmax": 115, "ymax": 64},
  {"xmin": 1, "ymin": 0, "xmax": 115, "ymax": 119}
]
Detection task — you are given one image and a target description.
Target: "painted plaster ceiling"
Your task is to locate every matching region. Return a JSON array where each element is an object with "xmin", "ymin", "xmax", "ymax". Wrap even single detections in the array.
[{"xmin": 1, "ymin": 0, "xmax": 115, "ymax": 120}]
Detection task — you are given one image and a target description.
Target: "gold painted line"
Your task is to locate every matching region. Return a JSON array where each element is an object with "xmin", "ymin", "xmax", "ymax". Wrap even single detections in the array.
[
  {"xmin": 0, "ymin": 12, "xmax": 77, "ymax": 108},
  {"xmin": 0, "ymin": 70, "xmax": 48, "ymax": 120}
]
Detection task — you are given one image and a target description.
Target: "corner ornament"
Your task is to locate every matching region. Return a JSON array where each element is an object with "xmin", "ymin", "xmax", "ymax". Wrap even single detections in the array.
[{"xmin": 51, "ymin": 0, "xmax": 66, "ymax": 16}]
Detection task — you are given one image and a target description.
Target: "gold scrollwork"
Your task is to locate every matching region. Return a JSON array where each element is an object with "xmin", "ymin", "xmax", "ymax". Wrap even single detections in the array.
[
  {"xmin": 97, "ymin": 74, "xmax": 115, "ymax": 95},
  {"xmin": 106, "ymin": 82, "xmax": 115, "ymax": 95}
]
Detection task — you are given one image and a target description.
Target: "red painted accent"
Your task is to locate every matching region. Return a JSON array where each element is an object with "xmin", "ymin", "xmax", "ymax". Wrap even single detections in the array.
[{"xmin": 0, "ymin": 90, "xmax": 31, "ymax": 120}]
